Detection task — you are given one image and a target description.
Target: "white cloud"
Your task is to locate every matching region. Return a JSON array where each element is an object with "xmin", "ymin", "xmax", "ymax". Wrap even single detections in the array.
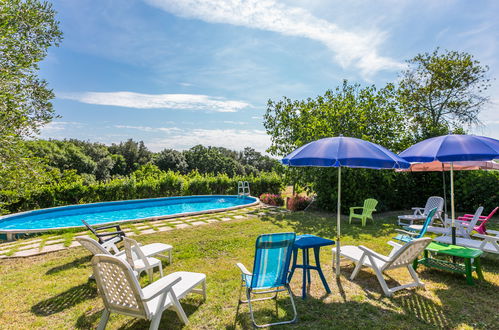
[
  {"xmin": 113, "ymin": 125, "xmax": 182, "ymax": 133},
  {"xmin": 223, "ymin": 120, "xmax": 247, "ymax": 125},
  {"xmin": 58, "ymin": 91, "xmax": 252, "ymax": 112},
  {"xmin": 145, "ymin": 0, "xmax": 404, "ymax": 77},
  {"xmin": 41, "ymin": 121, "xmax": 85, "ymax": 132},
  {"xmin": 148, "ymin": 129, "xmax": 271, "ymax": 152}
]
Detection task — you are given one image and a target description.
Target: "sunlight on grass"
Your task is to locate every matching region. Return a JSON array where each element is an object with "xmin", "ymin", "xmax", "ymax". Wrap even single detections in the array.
[{"xmin": 0, "ymin": 210, "xmax": 498, "ymax": 329}]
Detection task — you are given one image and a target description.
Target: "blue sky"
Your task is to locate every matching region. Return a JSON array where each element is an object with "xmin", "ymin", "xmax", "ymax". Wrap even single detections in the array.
[{"xmin": 39, "ymin": 0, "xmax": 499, "ymax": 153}]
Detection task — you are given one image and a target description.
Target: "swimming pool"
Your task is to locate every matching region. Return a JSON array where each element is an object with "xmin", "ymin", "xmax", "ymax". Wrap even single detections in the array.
[{"xmin": 0, "ymin": 195, "xmax": 258, "ymax": 237}]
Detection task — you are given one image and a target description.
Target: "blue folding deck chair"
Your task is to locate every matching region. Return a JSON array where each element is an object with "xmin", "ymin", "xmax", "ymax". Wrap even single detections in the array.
[
  {"xmin": 393, "ymin": 208, "xmax": 438, "ymax": 243},
  {"xmin": 236, "ymin": 232, "xmax": 297, "ymax": 328}
]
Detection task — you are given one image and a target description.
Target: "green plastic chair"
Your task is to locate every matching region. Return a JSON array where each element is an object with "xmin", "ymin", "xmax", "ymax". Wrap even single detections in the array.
[{"xmin": 349, "ymin": 198, "xmax": 378, "ymax": 226}]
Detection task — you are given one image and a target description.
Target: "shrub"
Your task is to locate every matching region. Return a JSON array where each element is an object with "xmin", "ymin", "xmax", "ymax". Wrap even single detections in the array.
[
  {"xmin": 287, "ymin": 195, "xmax": 312, "ymax": 211},
  {"xmin": 259, "ymin": 193, "xmax": 284, "ymax": 206}
]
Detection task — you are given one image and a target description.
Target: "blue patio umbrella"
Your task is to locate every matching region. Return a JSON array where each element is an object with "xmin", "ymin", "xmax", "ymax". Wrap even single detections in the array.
[
  {"xmin": 399, "ymin": 134, "xmax": 499, "ymax": 244},
  {"xmin": 282, "ymin": 136, "xmax": 410, "ymax": 275}
]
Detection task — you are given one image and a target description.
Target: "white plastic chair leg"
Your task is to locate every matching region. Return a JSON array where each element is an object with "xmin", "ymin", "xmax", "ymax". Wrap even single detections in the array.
[
  {"xmin": 97, "ymin": 309, "xmax": 110, "ymax": 330},
  {"xmin": 407, "ymin": 265, "xmax": 423, "ymax": 286},
  {"xmin": 373, "ymin": 267, "xmax": 391, "ymax": 297},
  {"xmin": 147, "ymin": 269, "xmax": 154, "ymax": 282},
  {"xmin": 158, "ymin": 264, "xmax": 163, "ymax": 278},
  {"xmin": 202, "ymin": 279, "xmax": 207, "ymax": 300},
  {"xmin": 149, "ymin": 314, "xmax": 162, "ymax": 330},
  {"xmin": 171, "ymin": 293, "xmax": 189, "ymax": 324},
  {"xmin": 350, "ymin": 254, "xmax": 366, "ymax": 280}
]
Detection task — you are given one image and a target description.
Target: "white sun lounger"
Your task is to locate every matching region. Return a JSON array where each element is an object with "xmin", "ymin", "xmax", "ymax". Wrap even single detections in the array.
[
  {"xmin": 92, "ymin": 254, "xmax": 206, "ymax": 329},
  {"xmin": 333, "ymin": 238, "xmax": 432, "ymax": 296},
  {"xmin": 434, "ymin": 230, "xmax": 499, "ymax": 255}
]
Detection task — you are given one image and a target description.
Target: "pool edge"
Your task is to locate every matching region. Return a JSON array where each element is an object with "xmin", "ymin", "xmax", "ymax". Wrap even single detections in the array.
[{"xmin": 0, "ymin": 195, "xmax": 260, "ymax": 239}]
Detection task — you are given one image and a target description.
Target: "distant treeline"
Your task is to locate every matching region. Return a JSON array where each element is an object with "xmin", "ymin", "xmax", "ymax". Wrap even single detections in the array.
[{"xmin": 24, "ymin": 139, "xmax": 281, "ymax": 181}]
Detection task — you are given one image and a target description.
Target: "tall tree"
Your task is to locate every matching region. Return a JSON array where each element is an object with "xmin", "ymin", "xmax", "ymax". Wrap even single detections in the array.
[
  {"xmin": 0, "ymin": 0, "xmax": 62, "ymax": 206},
  {"xmin": 398, "ymin": 49, "xmax": 490, "ymax": 138},
  {"xmin": 264, "ymin": 80, "xmax": 409, "ymax": 157}
]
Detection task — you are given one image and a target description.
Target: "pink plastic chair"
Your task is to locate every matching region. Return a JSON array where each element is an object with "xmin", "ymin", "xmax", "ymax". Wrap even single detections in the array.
[{"xmin": 457, "ymin": 207, "xmax": 498, "ymax": 235}]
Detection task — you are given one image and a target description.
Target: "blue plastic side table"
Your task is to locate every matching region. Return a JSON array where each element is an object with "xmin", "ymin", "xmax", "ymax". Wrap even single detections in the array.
[{"xmin": 288, "ymin": 234, "xmax": 335, "ymax": 299}]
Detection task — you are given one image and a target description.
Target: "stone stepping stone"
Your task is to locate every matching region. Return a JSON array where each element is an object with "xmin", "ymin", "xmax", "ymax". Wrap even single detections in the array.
[
  {"xmin": 41, "ymin": 243, "xmax": 66, "ymax": 253},
  {"xmin": 158, "ymin": 226, "xmax": 173, "ymax": 232},
  {"xmin": 191, "ymin": 221, "xmax": 208, "ymax": 226},
  {"xmin": 140, "ymin": 229, "xmax": 156, "ymax": 235},
  {"xmin": 220, "ymin": 217, "xmax": 232, "ymax": 221},
  {"xmin": 233, "ymin": 215, "xmax": 245, "ymax": 219},
  {"xmin": 17, "ymin": 242, "xmax": 41, "ymax": 250},
  {"xmin": 206, "ymin": 219, "xmax": 219, "ymax": 223},
  {"xmin": 13, "ymin": 248, "xmax": 40, "ymax": 257}
]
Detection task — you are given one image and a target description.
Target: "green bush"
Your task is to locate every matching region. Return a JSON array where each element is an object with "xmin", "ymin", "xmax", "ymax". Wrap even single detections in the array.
[{"xmin": 313, "ymin": 168, "xmax": 498, "ymax": 214}]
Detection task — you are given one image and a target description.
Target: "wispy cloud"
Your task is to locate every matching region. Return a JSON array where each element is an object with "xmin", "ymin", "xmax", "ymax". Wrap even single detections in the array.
[
  {"xmin": 41, "ymin": 121, "xmax": 85, "ymax": 132},
  {"xmin": 148, "ymin": 129, "xmax": 271, "ymax": 152},
  {"xmin": 223, "ymin": 120, "xmax": 247, "ymax": 125},
  {"xmin": 113, "ymin": 125, "xmax": 182, "ymax": 133},
  {"xmin": 145, "ymin": 0, "xmax": 404, "ymax": 77},
  {"xmin": 58, "ymin": 91, "xmax": 252, "ymax": 112}
]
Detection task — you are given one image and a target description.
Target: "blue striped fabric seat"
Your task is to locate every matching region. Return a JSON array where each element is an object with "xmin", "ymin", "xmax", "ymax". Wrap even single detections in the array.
[
  {"xmin": 236, "ymin": 232, "xmax": 297, "ymax": 327},
  {"xmin": 248, "ymin": 233, "xmax": 295, "ymax": 290}
]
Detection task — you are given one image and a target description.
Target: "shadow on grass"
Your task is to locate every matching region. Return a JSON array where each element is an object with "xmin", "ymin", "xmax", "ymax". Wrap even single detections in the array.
[
  {"xmin": 45, "ymin": 255, "xmax": 92, "ymax": 275},
  {"xmin": 228, "ymin": 289, "xmax": 447, "ymax": 329},
  {"xmin": 31, "ymin": 281, "xmax": 97, "ymax": 316},
  {"xmin": 75, "ymin": 300, "xmax": 204, "ymax": 330}
]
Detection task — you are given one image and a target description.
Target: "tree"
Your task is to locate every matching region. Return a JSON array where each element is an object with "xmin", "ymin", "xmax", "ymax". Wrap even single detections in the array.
[
  {"xmin": 154, "ymin": 149, "xmax": 188, "ymax": 173},
  {"xmin": 0, "ymin": 0, "xmax": 62, "ymax": 200},
  {"xmin": 264, "ymin": 80, "xmax": 409, "ymax": 157},
  {"xmin": 0, "ymin": 0, "xmax": 62, "ymax": 142},
  {"xmin": 398, "ymin": 49, "xmax": 491, "ymax": 138},
  {"xmin": 108, "ymin": 139, "xmax": 152, "ymax": 175}
]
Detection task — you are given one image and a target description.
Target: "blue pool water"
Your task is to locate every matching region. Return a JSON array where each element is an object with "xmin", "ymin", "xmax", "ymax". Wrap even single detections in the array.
[{"xmin": 0, "ymin": 195, "xmax": 257, "ymax": 231}]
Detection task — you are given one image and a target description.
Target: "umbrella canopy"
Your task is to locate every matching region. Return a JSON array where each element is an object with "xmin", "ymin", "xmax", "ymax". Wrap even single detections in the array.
[
  {"xmin": 282, "ymin": 136, "xmax": 411, "ymax": 169},
  {"xmin": 282, "ymin": 136, "xmax": 410, "ymax": 275},
  {"xmin": 399, "ymin": 160, "xmax": 499, "ymax": 172},
  {"xmin": 399, "ymin": 134, "xmax": 499, "ymax": 163},
  {"xmin": 399, "ymin": 134, "xmax": 499, "ymax": 244}
]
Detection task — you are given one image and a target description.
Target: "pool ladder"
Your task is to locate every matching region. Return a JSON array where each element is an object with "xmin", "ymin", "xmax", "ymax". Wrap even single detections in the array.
[{"xmin": 238, "ymin": 181, "xmax": 250, "ymax": 197}]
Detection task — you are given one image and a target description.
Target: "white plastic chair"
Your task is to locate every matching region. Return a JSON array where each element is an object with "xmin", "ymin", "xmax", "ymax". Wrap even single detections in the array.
[
  {"xmin": 335, "ymin": 238, "xmax": 432, "ymax": 296},
  {"xmin": 124, "ymin": 237, "xmax": 164, "ymax": 282},
  {"xmin": 105, "ymin": 239, "xmax": 173, "ymax": 264},
  {"xmin": 409, "ymin": 206, "xmax": 483, "ymax": 238},
  {"xmin": 398, "ymin": 196, "xmax": 444, "ymax": 226},
  {"xmin": 91, "ymin": 254, "xmax": 206, "ymax": 329}
]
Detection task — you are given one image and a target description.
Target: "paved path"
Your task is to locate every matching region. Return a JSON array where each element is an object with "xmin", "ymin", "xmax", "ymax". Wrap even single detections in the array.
[{"xmin": 0, "ymin": 204, "xmax": 288, "ymax": 258}]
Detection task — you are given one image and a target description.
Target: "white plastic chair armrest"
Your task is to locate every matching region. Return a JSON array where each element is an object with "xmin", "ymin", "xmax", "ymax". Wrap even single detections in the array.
[
  {"xmin": 412, "ymin": 207, "xmax": 424, "ymax": 215},
  {"xmin": 358, "ymin": 246, "xmax": 390, "ymax": 262},
  {"xmin": 473, "ymin": 233, "xmax": 499, "ymax": 241},
  {"xmin": 142, "ymin": 276, "xmax": 182, "ymax": 301},
  {"xmin": 114, "ymin": 250, "xmax": 126, "ymax": 257},
  {"xmin": 387, "ymin": 241, "xmax": 402, "ymax": 248},
  {"xmin": 236, "ymin": 263, "xmax": 252, "ymax": 276},
  {"xmin": 395, "ymin": 229, "xmax": 419, "ymax": 236},
  {"xmin": 486, "ymin": 230, "xmax": 499, "ymax": 237}
]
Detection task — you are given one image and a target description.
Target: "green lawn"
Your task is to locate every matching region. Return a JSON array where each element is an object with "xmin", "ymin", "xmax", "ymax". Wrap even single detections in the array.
[{"xmin": 0, "ymin": 210, "xmax": 498, "ymax": 329}]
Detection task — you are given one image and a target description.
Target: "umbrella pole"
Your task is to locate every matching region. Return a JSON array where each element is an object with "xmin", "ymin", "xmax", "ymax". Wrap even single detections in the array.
[
  {"xmin": 336, "ymin": 167, "xmax": 341, "ymax": 276},
  {"xmin": 450, "ymin": 162, "xmax": 456, "ymax": 245},
  {"xmin": 442, "ymin": 164, "xmax": 447, "ymax": 219}
]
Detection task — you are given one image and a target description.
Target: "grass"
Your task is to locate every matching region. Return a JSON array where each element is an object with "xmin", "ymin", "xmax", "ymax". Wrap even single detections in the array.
[{"xmin": 0, "ymin": 210, "xmax": 498, "ymax": 329}]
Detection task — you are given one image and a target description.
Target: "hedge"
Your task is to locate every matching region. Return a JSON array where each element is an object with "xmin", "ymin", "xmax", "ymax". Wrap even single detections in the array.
[{"xmin": 313, "ymin": 168, "xmax": 499, "ymax": 214}]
